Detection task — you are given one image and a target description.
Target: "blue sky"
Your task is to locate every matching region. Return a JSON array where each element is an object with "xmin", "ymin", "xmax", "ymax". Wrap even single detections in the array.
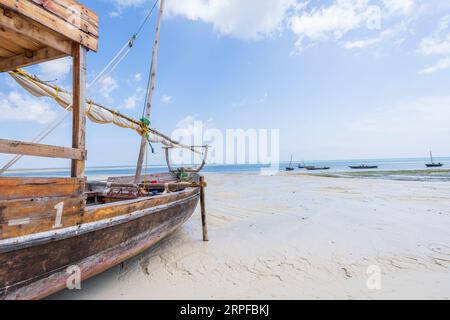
[{"xmin": 1, "ymin": 0, "xmax": 450, "ymax": 168}]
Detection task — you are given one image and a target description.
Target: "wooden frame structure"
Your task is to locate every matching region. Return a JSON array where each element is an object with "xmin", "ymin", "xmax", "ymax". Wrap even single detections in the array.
[
  {"xmin": 0, "ymin": 0, "xmax": 97, "ymax": 72},
  {"xmin": 0, "ymin": 0, "xmax": 98, "ymax": 179},
  {"xmin": 0, "ymin": 0, "xmax": 97, "ymax": 239}
]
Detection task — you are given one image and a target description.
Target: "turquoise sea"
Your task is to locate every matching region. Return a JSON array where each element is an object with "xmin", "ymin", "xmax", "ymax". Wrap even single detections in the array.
[{"xmin": 3, "ymin": 157, "xmax": 450, "ymax": 181}]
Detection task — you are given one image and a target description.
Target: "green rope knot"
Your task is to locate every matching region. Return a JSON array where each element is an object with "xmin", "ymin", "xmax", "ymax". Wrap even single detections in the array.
[
  {"xmin": 140, "ymin": 117, "xmax": 155, "ymax": 154},
  {"xmin": 176, "ymin": 169, "xmax": 190, "ymax": 181},
  {"xmin": 140, "ymin": 117, "xmax": 151, "ymax": 127}
]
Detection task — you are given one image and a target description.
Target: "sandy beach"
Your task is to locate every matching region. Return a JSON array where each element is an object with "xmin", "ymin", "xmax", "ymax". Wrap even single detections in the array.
[{"xmin": 51, "ymin": 173, "xmax": 450, "ymax": 300}]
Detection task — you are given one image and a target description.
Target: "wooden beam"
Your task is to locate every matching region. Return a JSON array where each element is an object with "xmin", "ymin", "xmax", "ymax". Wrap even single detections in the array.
[
  {"xmin": 0, "ymin": 46, "xmax": 14, "ymax": 57},
  {"xmin": 0, "ymin": 0, "xmax": 98, "ymax": 51},
  {"xmin": 0, "ymin": 46, "xmax": 66, "ymax": 72},
  {"xmin": 0, "ymin": 26, "xmax": 41, "ymax": 50},
  {"xmin": 0, "ymin": 139, "xmax": 87, "ymax": 160},
  {"xmin": 0, "ymin": 8, "xmax": 72, "ymax": 55},
  {"xmin": 0, "ymin": 34, "xmax": 24, "ymax": 54},
  {"xmin": 71, "ymin": 43, "xmax": 86, "ymax": 178},
  {"xmin": 0, "ymin": 177, "xmax": 84, "ymax": 201},
  {"xmin": 30, "ymin": 0, "xmax": 98, "ymax": 37}
]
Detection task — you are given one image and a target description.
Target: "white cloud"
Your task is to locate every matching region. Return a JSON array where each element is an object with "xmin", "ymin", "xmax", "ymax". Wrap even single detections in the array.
[
  {"xmin": 345, "ymin": 36, "xmax": 381, "ymax": 49},
  {"xmin": 344, "ymin": 23, "xmax": 404, "ymax": 49},
  {"xmin": 123, "ymin": 87, "xmax": 144, "ymax": 109},
  {"xmin": 419, "ymin": 15, "xmax": 450, "ymax": 56},
  {"xmin": 161, "ymin": 95, "xmax": 172, "ymax": 104},
  {"xmin": 38, "ymin": 57, "xmax": 72, "ymax": 79},
  {"xmin": 104, "ymin": 0, "xmax": 421, "ymax": 54},
  {"xmin": 134, "ymin": 73, "xmax": 142, "ymax": 82},
  {"xmin": 382, "ymin": 0, "xmax": 415, "ymax": 16},
  {"xmin": 0, "ymin": 92, "xmax": 58, "ymax": 124},
  {"xmin": 419, "ymin": 57, "xmax": 450, "ymax": 74},
  {"xmin": 108, "ymin": 0, "xmax": 147, "ymax": 16},
  {"xmin": 418, "ymin": 15, "xmax": 450, "ymax": 74},
  {"xmin": 290, "ymin": 0, "xmax": 376, "ymax": 50},
  {"xmin": 166, "ymin": 0, "xmax": 295, "ymax": 40},
  {"xmin": 97, "ymin": 76, "xmax": 119, "ymax": 101},
  {"xmin": 258, "ymin": 92, "xmax": 269, "ymax": 103}
]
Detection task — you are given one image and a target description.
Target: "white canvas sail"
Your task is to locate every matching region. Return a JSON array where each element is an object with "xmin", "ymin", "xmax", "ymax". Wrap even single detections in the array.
[{"xmin": 8, "ymin": 70, "xmax": 195, "ymax": 150}]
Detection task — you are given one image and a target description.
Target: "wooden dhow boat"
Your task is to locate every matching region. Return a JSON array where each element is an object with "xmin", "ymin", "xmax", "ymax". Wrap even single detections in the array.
[{"xmin": 0, "ymin": 0, "xmax": 208, "ymax": 300}]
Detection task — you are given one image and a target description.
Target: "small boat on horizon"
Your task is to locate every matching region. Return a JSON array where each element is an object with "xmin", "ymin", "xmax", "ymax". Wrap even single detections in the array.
[
  {"xmin": 298, "ymin": 161, "xmax": 306, "ymax": 169},
  {"xmin": 349, "ymin": 165, "xmax": 378, "ymax": 169},
  {"xmin": 286, "ymin": 155, "xmax": 295, "ymax": 171},
  {"xmin": 426, "ymin": 151, "xmax": 443, "ymax": 168},
  {"xmin": 305, "ymin": 166, "xmax": 330, "ymax": 171}
]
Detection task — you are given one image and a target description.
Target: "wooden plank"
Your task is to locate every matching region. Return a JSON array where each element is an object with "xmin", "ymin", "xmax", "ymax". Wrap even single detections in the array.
[
  {"xmin": 0, "ymin": 34, "xmax": 24, "ymax": 54},
  {"xmin": 31, "ymin": 0, "xmax": 99, "ymax": 27},
  {"xmin": 0, "ymin": 196, "xmax": 84, "ymax": 239},
  {"xmin": 0, "ymin": 7, "xmax": 72, "ymax": 55},
  {"xmin": 0, "ymin": 25, "xmax": 41, "ymax": 50},
  {"xmin": 55, "ymin": 0, "xmax": 98, "ymax": 25},
  {"xmin": 0, "ymin": 177, "xmax": 84, "ymax": 200},
  {"xmin": 0, "ymin": 46, "xmax": 66, "ymax": 72},
  {"xmin": 71, "ymin": 43, "xmax": 86, "ymax": 178},
  {"xmin": 0, "ymin": 0, "xmax": 98, "ymax": 51},
  {"xmin": 0, "ymin": 139, "xmax": 87, "ymax": 160},
  {"xmin": 30, "ymin": 0, "xmax": 98, "ymax": 36},
  {"xmin": 83, "ymin": 188, "xmax": 198, "ymax": 224},
  {"xmin": 0, "ymin": 46, "xmax": 14, "ymax": 57}
]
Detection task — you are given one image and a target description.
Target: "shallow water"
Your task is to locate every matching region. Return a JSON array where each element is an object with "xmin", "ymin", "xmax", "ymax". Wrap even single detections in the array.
[{"xmin": 4, "ymin": 157, "xmax": 450, "ymax": 181}]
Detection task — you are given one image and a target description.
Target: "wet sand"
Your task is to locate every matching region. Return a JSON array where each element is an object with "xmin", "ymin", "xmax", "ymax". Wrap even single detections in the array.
[{"xmin": 52, "ymin": 173, "xmax": 450, "ymax": 300}]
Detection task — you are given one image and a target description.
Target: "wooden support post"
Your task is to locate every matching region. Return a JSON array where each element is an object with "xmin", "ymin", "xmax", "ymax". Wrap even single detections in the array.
[
  {"xmin": 71, "ymin": 44, "xmax": 87, "ymax": 178},
  {"xmin": 199, "ymin": 176, "xmax": 208, "ymax": 241}
]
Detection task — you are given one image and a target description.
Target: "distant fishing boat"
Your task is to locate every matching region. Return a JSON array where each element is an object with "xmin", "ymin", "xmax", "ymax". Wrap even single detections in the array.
[
  {"xmin": 298, "ymin": 161, "xmax": 306, "ymax": 169},
  {"xmin": 305, "ymin": 166, "xmax": 330, "ymax": 171},
  {"xmin": 349, "ymin": 165, "xmax": 378, "ymax": 169},
  {"xmin": 286, "ymin": 155, "xmax": 295, "ymax": 171},
  {"xmin": 426, "ymin": 151, "xmax": 443, "ymax": 168}
]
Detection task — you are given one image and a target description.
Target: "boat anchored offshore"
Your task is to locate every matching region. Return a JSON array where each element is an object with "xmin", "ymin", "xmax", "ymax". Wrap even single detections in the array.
[
  {"xmin": 426, "ymin": 151, "xmax": 443, "ymax": 168},
  {"xmin": 305, "ymin": 166, "xmax": 330, "ymax": 171},
  {"xmin": 286, "ymin": 155, "xmax": 295, "ymax": 171},
  {"xmin": 0, "ymin": 0, "xmax": 209, "ymax": 300},
  {"xmin": 349, "ymin": 165, "xmax": 378, "ymax": 169}
]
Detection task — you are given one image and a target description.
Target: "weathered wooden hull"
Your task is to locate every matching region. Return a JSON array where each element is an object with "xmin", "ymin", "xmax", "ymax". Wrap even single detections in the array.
[{"xmin": 0, "ymin": 187, "xmax": 199, "ymax": 300}]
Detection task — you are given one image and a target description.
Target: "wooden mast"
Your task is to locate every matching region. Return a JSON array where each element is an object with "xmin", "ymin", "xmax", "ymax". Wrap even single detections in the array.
[{"xmin": 135, "ymin": 0, "xmax": 165, "ymax": 183}]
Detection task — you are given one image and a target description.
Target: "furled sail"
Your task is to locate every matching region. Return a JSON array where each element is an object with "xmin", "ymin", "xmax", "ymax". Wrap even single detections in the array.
[{"xmin": 9, "ymin": 70, "xmax": 200, "ymax": 153}]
